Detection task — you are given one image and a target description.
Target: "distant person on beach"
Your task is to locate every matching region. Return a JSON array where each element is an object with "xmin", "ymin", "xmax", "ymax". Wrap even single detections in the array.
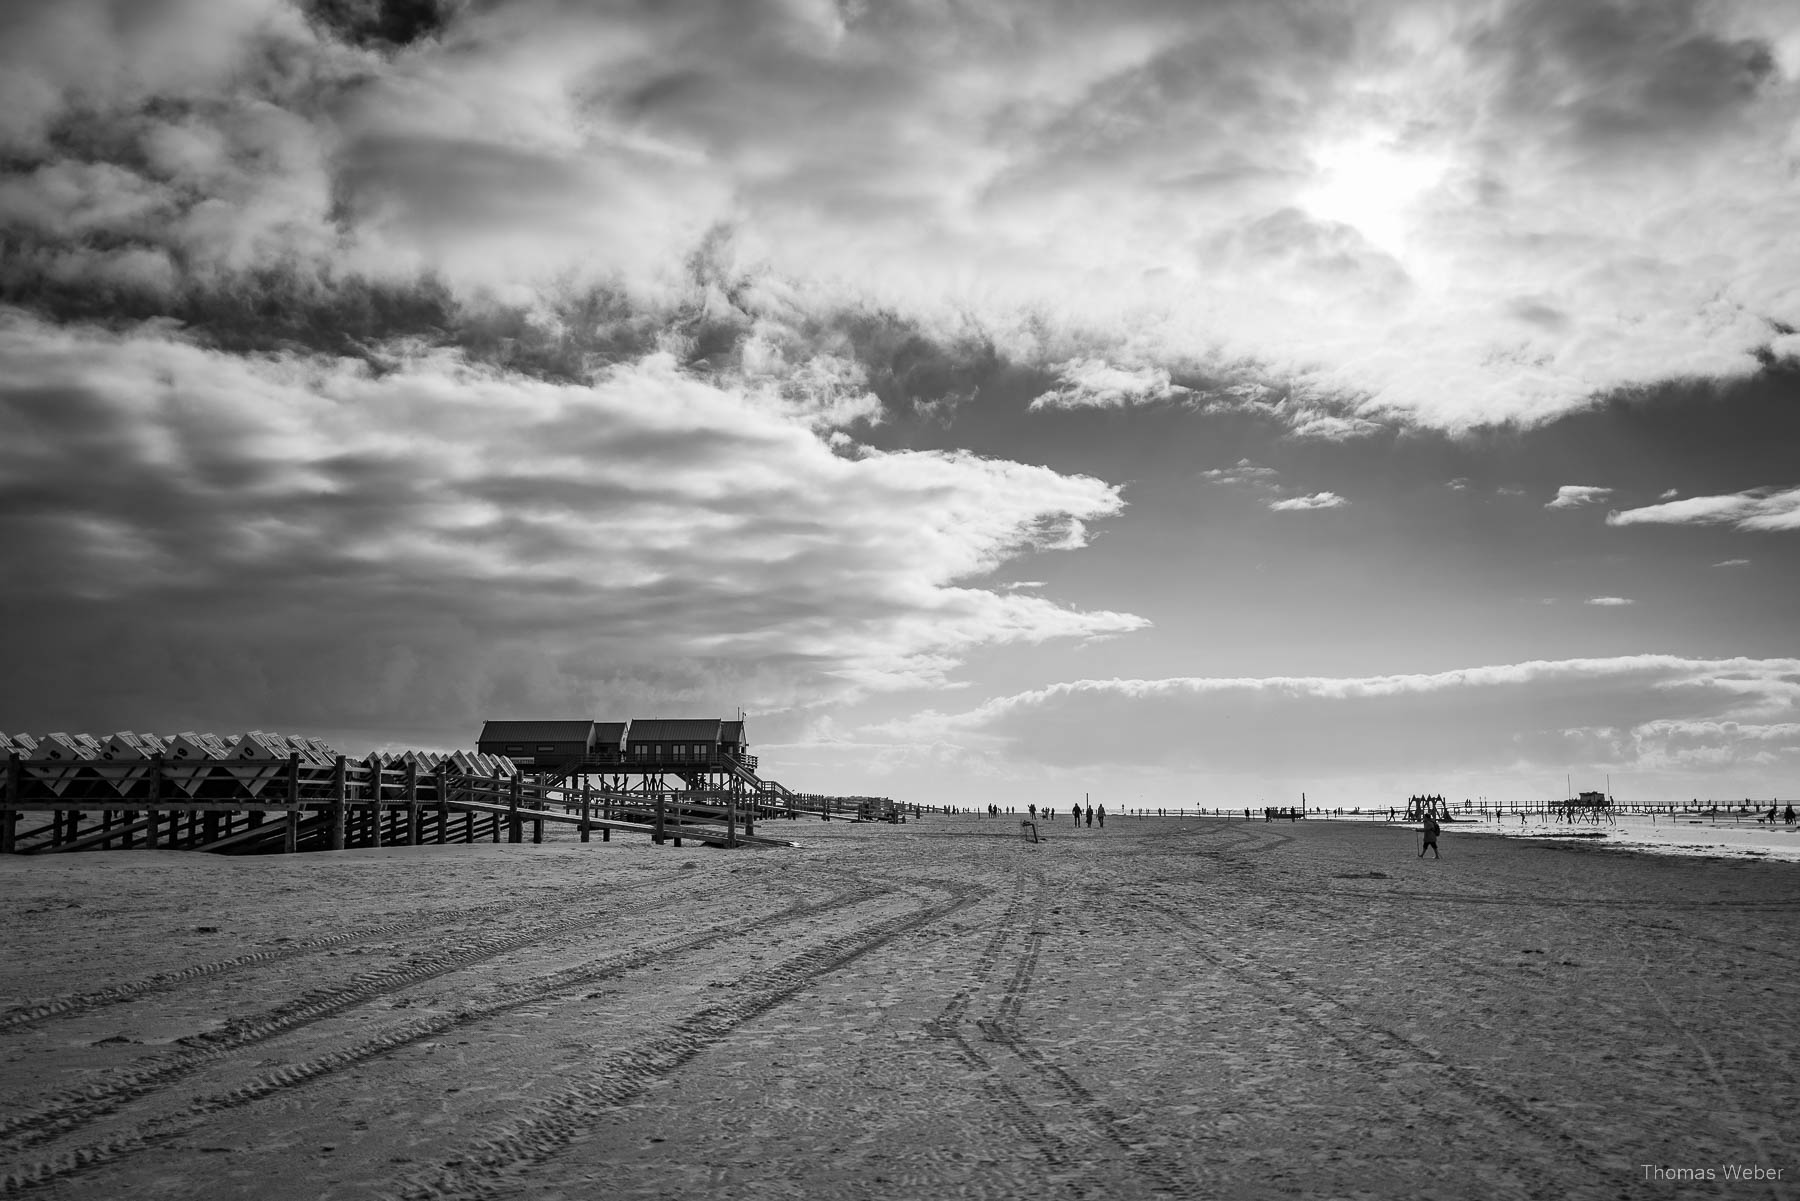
[
  {"xmin": 1097, "ymin": 804, "xmax": 1106, "ymax": 828},
  {"xmin": 1420, "ymin": 813, "xmax": 1441, "ymax": 858},
  {"xmin": 1029, "ymin": 803, "xmax": 1037, "ymax": 820},
  {"xmin": 1787, "ymin": 804, "xmax": 1796, "ymax": 825},
  {"xmin": 1085, "ymin": 803, "xmax": 1093, "ymax": 827}
]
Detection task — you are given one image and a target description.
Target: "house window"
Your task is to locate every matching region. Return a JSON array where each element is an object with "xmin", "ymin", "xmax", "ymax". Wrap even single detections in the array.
[
  {"xmin": 537, "ymin": 744, "xmax": 556, "ymax": 753},
  {"xmin": 505, "ymin": 745, "xmax": 524, "ymax": 754}
]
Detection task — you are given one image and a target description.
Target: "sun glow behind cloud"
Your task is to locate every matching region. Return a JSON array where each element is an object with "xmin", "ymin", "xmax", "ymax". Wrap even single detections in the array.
[{"xmin": 1300, "ymin": 136, "xmax": 1450, "ymax": 255}]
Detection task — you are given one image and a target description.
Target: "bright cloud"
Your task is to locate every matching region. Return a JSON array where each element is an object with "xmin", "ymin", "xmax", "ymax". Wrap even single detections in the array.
[
  {"xmin": 1607, "ymin": 486, "xmax": 1800, "ymax": 531},
  {"xmin": 1201, "ymin": 459, "xmax": 1279, "ymax": 486},
  {"xmin": 2, "ymin": 1, "xmax": 1799, "ymax": 432},
  {"xmin": 1546, "ymin": 485, "xmax": 1614, "ymax": 509},
  {"xmin": 871, "ymin": 656, "xmax": 1800, "ymax": 798},
  {"xmin": 1585, "ymin": 597, "xmax": 1635, "ymax": 606},
  {"xmin": 1269, "ymin": 491, "xmax": 1348, "ymax": 511},
  {"xmin": 1029, "ymin": 358, "xmax": 1191, "ymax": 410}
]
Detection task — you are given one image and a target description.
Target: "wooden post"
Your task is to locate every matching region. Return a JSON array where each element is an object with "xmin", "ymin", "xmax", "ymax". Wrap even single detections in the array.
[
  {"xmin": 580, "ymin": 776, "xmax": 590, "ymax": 843},
  {"xmin": 1, "ymin": 753, "xmax": 17, "ymax": 854},
  {"xmin": 437, "ymin": 766, "xmax": 450, "ymax": 845},
  {"xmin": 727, "ymin": 792, "xmax": 737, "ymax": 848},
  {"xmin": 654, "ymin": 788, "xmax": 666, "ymax": 845},
  {"xmin": 743, "ymin": 788, "xmax": 753, "ymax": 837},
  {"xmin": 284, "ymin": 752, "xmax": 300, "ymax": 854},
  {"xmin": 508, "ymin": 775, "xmax": 522, "ymax": 844},
  {"xmin": 368, "ymin": 762, "xmax": 383, "ymax": 849},
  {"xmin": 406, "ymin": 761, "xmax": 420, "ymax": 845},
  {"xmin": 330, "ymin": 756, "xmax": 347, "ymax": 851},
  {"xmin": 146, "ymin": 753, "xmax": 163, "ymax": 848}
]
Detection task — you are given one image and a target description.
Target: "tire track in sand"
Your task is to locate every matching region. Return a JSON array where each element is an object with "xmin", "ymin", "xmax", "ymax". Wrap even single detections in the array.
[
  {"xmin": 381, "ymin": 879, "xmax": 987, "ymax": 1201},
  {"xmin": 0, "ymin": 877, "xmax": 769, "ymax": 1154},
  {"xmin": 0, "ymin": 882, "xmax": 889, "ymax": 1197},
  {"xmin": 1141, "ymin": 898, "xmax": 1624, "ymax": 1195},
  {"xmin": 915, "ymin": 862, "xmax": 1203, "ymax": 1200},
  {"xmin": 0, "ymin": 876, "xmax": 682, "ymax": 1033}
]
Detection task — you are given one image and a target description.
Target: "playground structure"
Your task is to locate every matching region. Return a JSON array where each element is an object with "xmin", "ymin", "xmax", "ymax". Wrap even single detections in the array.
[{"xmin": 1402, "ymin": 794, "xmax": 1453, "ymax": 822}]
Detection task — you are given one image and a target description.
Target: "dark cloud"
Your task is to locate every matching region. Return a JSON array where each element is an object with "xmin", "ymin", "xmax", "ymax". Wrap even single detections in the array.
[
  {"xmin": 303, "ymin": 0, "xmax": 463, "ymax": 50},
  {"xmin": 0, "ymin": 312, "xmax": 1141, "ymax": 742},
  {"xmin": 1474, "ymin": 0, "xmax": 1779, "ymax": 154}
]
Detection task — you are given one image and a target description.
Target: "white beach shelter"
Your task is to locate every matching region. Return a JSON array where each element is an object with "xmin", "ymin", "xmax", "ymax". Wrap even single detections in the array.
[
  {"xmin": 220, "ymin": 731, "xmax": 297, "ymax": 796},
  {"xmin": 91, "ymin": 732, "xmax": 154, "ymax": 796},
  {"xmin": 161, "ymin": 732, "xmax": 226, "ymax": 796},
  {"xmin": 24, "ymin": 732, "xmax": 95, "ymax": 795}
]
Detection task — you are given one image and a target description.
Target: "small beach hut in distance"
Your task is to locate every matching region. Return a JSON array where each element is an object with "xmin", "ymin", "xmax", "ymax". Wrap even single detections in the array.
[{"xmin": 476, "ymin": 720, "xmax": 596, "ymax": 767}]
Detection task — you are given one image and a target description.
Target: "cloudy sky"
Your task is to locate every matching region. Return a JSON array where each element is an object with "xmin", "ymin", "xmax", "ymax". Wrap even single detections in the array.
[{"xmin": 3, "ymin": 0, "xmax": 1797, "ymax": 809}]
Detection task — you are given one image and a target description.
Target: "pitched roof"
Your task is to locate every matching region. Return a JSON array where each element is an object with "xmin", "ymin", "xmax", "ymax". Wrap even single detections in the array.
[
  {"xmin": 593, "ymin": 722, "xmax": 628, "ymax": 748},
  {"xmin": 478, "ymin": 720, "xmax": 595, "ymax": 744},
  {"xmin": 627, "ymin": 718, "xmax": 723, "ymax": 743},
  {"xmin": 720, "ymin": 720, "xmax": 746, "ymax": 745}
]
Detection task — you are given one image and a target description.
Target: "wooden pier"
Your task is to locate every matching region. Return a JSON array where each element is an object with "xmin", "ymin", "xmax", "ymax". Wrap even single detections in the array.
[{"xmin": 0, "ymin": 751, "xmax": 840, "ymax": 856}]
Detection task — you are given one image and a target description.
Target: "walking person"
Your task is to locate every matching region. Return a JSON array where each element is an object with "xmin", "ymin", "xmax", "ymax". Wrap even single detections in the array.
[
  {"xmin": 1085, "ymin": 803, "xmax": 1093, "ymax": 827},
  {"xmin": 1097, "ymin": 803, "xmax": 1106, "ymax": 828},
  {"xmin": 1420, "ymin": 812, "xmax": 1441, "ymax": 859}
]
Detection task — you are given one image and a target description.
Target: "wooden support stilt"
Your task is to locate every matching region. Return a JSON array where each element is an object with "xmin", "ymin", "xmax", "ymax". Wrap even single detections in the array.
[
  {"xmin": 1, "ymin": 753, "xmax": 18, "ymax": 854},
  {"xmin": 508, "ymin": 775, "xmax": 522, "ymax": 844},
  {"xmin": 406, "ymin": 761, "xmax": 420, "ymax": 846},
  {"xmin": 654, "ymin": 789, "xmax": 666, "ymax": 845},
  {"xmin": 727, "ymin": 793, "xmax": 737, "ymax": 848},
  {"xmin": 146, "ymin": 754, "xmax": 163, "ymax": 848},
  {"xmin": 369, "ymin": 762, "xmax": 383, "ymax": 849},
  {"xmin": 285, "ymin": 752, "xmax": 300, "ymax": 854},
  {"xmin": 330, "ymin": 755, "xmax": 347, "ymax": 851},
  {"xmin": 436, "ymin": 769, "xmax": 450, "ymax": 844}
]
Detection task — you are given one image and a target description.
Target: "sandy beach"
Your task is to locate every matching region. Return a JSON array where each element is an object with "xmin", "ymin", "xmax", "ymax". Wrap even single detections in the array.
[{"xmin": 2, "ymin": 816, "xmax": 1795, "ymax": 1200}]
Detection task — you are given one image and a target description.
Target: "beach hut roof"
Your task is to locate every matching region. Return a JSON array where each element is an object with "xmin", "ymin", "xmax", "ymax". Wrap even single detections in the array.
[
  {"xmin": 593, "ymin": 721, "xmax": 627, "ymax": 749},
  {"xmin": 478, "ymin": 720, "xmax": 595, "ymax": 744},
  {"xmin": 627, "ymin": 718, "xmax": 723, "ymax": 743}
]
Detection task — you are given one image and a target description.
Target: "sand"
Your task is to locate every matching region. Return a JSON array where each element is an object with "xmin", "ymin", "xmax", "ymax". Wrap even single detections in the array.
[{"xmin": 2, "ymin": 815, "xmax": 1796, "ymax": 1200}]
